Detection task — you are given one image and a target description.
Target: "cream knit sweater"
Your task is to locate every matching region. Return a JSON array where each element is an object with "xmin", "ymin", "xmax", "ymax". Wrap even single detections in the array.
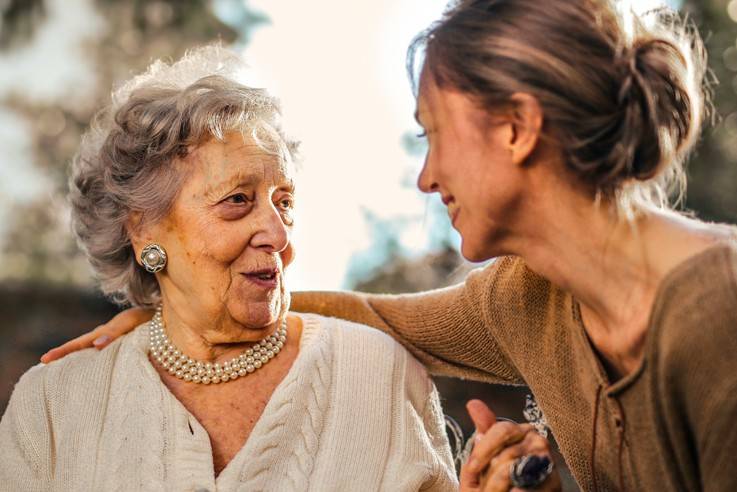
[{"xmin": 0, "ymin": 313, "xmax": 458, "ymax": 491}]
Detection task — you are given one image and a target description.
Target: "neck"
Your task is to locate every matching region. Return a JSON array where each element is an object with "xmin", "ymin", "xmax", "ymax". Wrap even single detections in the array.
[
  {"xmin": 502, "ymin": 183, "xmax": 722, "ymax": 377},
  {"xmin": 156, "ymin": 294, "xmax": 281, "ymax": 364}
]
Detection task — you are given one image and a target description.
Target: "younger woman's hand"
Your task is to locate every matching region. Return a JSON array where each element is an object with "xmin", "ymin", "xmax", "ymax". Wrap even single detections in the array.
[
  {"xmin": 40, "ymin": 307, "xmax": 153, "ymax": 363},
  {"xmin": 460, "ymin": 400, "xmax": 561, "ymax": 492}
]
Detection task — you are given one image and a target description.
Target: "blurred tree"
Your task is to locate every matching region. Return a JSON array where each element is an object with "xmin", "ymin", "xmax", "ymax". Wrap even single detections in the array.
[
  {"xmin": 0, "ymin": 0, "xmax": 46, "ymax": 49},
  {"xmin": 682, "ymin": 0, "xmax": 737, "ymax": 223},
  {"xmin": 0, "ymin": 0, "xmax": 266, "ymax": 288}
]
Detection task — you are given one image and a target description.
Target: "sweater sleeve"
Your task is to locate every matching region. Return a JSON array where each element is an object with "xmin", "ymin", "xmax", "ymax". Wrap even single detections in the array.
[
  {"xmin": 381, "ymin": 343, "xmax": 460, "ymax": 492},
  {"xmin": 689, "ymin": 258, "xmax": 737, "ymax": 492},
  {"xmin": 420, "ymin": 383, "xmax": 461, "ymax": 491},
  {"xmin": 660, "ymin": 317, "xmax": 737, "ymax": 492},
  {"xmin": 291, "ymin": 257, "xmax": 525, "ymax": 384},
  {"xmin": 0, "ymin": 365, "xmax": 52, "ymax": 491}
]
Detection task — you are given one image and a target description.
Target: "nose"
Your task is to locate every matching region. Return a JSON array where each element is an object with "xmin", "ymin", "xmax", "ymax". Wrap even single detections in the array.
[
  {"xmin": 250, "ymin": 204, "xmax": 290, "ymax": 253},
  {"xmin": 417, "ymin": 157, "xmax": 439, "ymax": 194}
]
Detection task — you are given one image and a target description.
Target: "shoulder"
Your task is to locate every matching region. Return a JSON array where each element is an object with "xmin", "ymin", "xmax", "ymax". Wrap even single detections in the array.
[
  {"xmin": 6, "ymin": 327, "xmax": 138, "ymax": 428},
  {"xmin": 305, "ymin": 312, "xmax": 426, "ymax": 362},
  {"xmin": 647, "ymin": 244, "xmax": 737, "ymax": 458},
  {"xmin": 300, "ymin": 313, "xmax": 435, "ymax": 393},
  {"xmin": 467, "ymin": 256, "xmax": 562, "ymax": 315},
  {"xmin": 304, "ymin": 312, "xmax": 421, "ymax": 359},
  {"xmin": 12, "ymin": 347, "xmax": 113, "ymax": 405},
  {"xmin": 0, "ymin": 332, "xmax": 129, "ymax": 475},
  {"xmin": 653, "ymin": 242, "xmax": 737, "ymax": 357},
  {"xmin": 650, "ymin": 243, "xmax": 737, "ymax": 403},
  {"xmin": 40, "ymin": 331, "xmax": 129, "ymax": 392}
]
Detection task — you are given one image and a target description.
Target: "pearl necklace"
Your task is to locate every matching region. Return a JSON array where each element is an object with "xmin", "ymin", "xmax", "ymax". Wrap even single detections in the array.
[{"xmin": 148, "ymin": 306, "xmax": 287, "ymax": 384}]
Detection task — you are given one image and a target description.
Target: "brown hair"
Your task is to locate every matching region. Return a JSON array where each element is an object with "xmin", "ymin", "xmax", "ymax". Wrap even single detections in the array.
[{"xmin": 409, "ymin": 0, "xmax": 709, "ymax": 211}]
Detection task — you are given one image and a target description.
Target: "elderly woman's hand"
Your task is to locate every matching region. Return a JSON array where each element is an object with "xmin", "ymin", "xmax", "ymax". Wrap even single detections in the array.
[
  {"xmin": 460, "ymin": 400, "xmax": 561, "ymax": 492},
  {"xmin": 40, "ymin": 308, "xmax": 152, "ymax": 363}
]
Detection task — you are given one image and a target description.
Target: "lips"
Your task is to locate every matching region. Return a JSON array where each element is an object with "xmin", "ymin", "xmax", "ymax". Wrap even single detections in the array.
[{"xmin": 242, "ymin": 268, "xmax": 279, "ymax": 289}]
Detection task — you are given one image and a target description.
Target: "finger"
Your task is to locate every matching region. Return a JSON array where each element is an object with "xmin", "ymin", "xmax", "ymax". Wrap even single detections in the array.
[
  {"xmin": 482, "ymin": 457, "xmax": 516, "ymax": 492},
  {"xmin": 98, "ymin": 308, "xmax": 153, "ymax": 342},
  {"xmin": 490, "ymin": 432, "xmax": 549, "ymax": 472},
  {"xmin": 40, "ymin": 308, "xmax": 153, "ymax": 363},
  {"xmin": 459, "ymin": 460, "xmax": 483, "ymax": 492},
  {"xmin": 40, "ymin": 329, "xmax": 103, "ymax": 363},
  {"xmin": 467, "ymin": 422, "xmax": 535, "ymax": 474},
  {"xmin": 488, "ymin": 441, "xmax": 527, "ymax": 475},
  {"xmin": 467, "ymin": 399, "xmax": 497, "ymax": 434}
]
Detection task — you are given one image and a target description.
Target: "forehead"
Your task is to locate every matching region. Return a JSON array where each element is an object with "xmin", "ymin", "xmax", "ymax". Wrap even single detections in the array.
[
  {"xmin": 415, "ymin": 72, "xmax": 491, "ymax": 131},
  {"xmin": 415, "ymin": 70, "xmax": 451, "ymax": 123},
  {"xmin": 415, "ymin": 72, "xmax": 434, "ymax": 120},
  {"xmin": 192, "ymin": 132, "xmax": 294, "ymax": 190}
]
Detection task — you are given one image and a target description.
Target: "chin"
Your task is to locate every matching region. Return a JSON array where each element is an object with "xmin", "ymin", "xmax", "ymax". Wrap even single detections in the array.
[
  {"xmin": 226, "ymin": 297, "xmax": 281, "ymax": 331},
  {"xmin": 460, "ymin": 237, "xmax": 496, "ymax": 263}
]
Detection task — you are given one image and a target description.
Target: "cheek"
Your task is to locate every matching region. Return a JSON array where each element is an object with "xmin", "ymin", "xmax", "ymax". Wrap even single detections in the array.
[
  {"xmin": 452, "ymin": 148, "xmax": 521, "ymax": 251},
  {"xmin": 462, "ymin": 145, "xmax": 515, "ymax": 205},
  {"xmin": 190, "ymin": 217, "xmax": 251, "ymax": 264},
  {"xmin": 165, "ymin": 214, "xmax": 251, "ymax": 286}
]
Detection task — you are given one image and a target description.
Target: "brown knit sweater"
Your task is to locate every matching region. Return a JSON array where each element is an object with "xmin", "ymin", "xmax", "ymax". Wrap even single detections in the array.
[{"xmin": 291, "ymin": 241, "xmax": 737, "ymax": 491}]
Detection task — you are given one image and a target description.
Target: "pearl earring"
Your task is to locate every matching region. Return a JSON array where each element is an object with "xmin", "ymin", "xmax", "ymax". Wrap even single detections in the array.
[{"xmin": 140, "ymin": 244, "xmax": 167, "ymax": 273}]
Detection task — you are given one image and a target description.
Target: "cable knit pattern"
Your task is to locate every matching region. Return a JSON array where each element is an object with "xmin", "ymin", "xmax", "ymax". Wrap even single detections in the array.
[
  {"xmin": 0, "ymin": 313, "xmax": 458, "ymax": 491},
  {"xmin": 236, "ymin": 321, "xmax": 333, "ymax": 491}
]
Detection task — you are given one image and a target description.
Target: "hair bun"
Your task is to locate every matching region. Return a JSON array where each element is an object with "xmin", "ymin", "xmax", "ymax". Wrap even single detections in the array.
[{"xmin": 605, "ymin": 24, "xmax": 704, "ymax": 187}]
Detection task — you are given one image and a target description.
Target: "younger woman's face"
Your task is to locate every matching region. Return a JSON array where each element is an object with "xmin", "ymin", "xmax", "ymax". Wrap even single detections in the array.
[{"xmin": 415, "ymin": 73, "xmax": 526, "ymax": 262}]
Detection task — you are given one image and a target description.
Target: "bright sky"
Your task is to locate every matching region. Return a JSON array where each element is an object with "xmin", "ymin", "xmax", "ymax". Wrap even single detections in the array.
[
  {"xmin": 0, "ymin": 0, "xmax": 679, "ymax": 290},
  {"xmin": 240, "ymin": 0, "xmax": 447, "ymax": 290}
]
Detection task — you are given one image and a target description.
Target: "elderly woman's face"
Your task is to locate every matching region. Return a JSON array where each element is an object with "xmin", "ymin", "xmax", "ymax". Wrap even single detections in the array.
[{"xmin": 142, "ymin": 131, "xmax": 295, "ymax": 333}]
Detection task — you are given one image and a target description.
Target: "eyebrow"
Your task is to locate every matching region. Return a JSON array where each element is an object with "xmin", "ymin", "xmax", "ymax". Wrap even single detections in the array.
[
  {"xmin": 282, "ymin": 178, "xmax": 296, "ymax": 193},
  {"xmin": 206, "ymin": 172, "xmax": 296, "ymax": 198},
  {"xmin": 206, "ymin": 173, "xmax": 261, "ymax": 197}
]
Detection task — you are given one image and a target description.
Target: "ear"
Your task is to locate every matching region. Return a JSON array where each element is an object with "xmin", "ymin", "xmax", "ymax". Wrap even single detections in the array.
[
  {"xmin": 126, "ymin": 211, "xmax": 148, "ymax": 262},
  {"xmin": 507, "ymin": 93, "xmax": 543, "ymax": 166}
]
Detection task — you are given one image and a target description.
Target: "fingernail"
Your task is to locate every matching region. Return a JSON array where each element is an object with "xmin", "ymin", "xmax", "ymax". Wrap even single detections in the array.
[
  {"xmin": 40, "ymin": 353, "xmax": 49, "ymax": 363},
  {"xmin": 93, "ymin": 335, "xmax": 110, "ymax": 347},
  {"xmin": 467, "ymin": 457, "xmax": 478, "ymax": 472},
  {"xmin": 475, "ymin": 432, "xmax": 484, "ymax": 443}
]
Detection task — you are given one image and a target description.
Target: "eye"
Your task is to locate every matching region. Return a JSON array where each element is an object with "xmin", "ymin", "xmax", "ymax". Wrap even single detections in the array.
[
  {"xmin": 275, "ymin": 194, "xmax": 295, "ymax": 225},
  {"xmin": 416, "ymin": 130, "xmax": 427, "ymax": 138},
  {"xmin": 277, "ymin": 197, "xmax": 294, "ymax": 211},
  {"xmin": 224, "ymin": 193, "xmax": 252, "ymax": 204}
]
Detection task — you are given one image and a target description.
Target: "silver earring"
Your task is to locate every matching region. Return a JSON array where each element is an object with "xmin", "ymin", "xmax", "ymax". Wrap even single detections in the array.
[{"xmin": 140, "ymin": 244, "xmax": 167, "ymax": 273}]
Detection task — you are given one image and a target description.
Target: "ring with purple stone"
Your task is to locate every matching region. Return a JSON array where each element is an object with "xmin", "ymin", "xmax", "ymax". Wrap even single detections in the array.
[{"xmin": 509, "ymin": 454, "xmax": 554, "ymax": 489}]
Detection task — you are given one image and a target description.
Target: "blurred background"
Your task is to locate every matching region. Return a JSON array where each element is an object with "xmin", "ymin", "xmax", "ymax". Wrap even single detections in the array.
[{"xmin": 0, "ymin": 0, "xmax": 735, "ymax": 487}]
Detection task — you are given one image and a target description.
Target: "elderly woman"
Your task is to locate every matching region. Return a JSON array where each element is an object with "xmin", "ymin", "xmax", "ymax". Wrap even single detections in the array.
[{"xmin": 0, "ymin": 46, "xmax": 458, "ymax": 491}]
